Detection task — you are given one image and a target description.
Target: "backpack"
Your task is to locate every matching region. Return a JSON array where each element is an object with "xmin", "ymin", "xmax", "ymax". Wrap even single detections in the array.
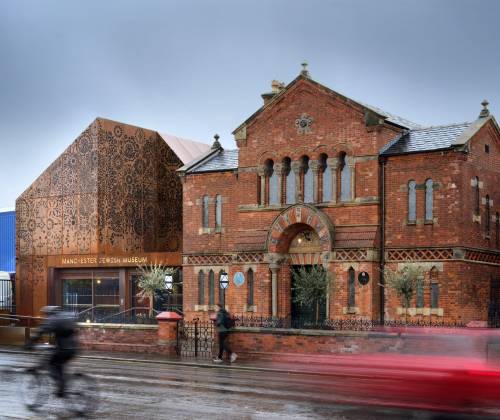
[{"xmin": 222, "ymin": 311, "xmax": 235, "ymax": 329}]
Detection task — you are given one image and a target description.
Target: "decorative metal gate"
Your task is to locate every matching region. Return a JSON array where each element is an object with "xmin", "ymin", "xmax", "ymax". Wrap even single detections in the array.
[{"xmin": 177, "ymin": 318, "xmax": 215, "ymax": 358}]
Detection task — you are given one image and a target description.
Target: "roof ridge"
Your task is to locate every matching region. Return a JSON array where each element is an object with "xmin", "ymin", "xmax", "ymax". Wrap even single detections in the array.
[{"xmin": 411, "ymin": 121, "xmax": 471, "ymax": 131}]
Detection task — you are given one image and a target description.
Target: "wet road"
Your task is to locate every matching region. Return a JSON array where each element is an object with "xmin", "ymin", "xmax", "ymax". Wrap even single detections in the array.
[{"xmin": 0, "ymin": 351, "xmax": 488, "ymax": 419}]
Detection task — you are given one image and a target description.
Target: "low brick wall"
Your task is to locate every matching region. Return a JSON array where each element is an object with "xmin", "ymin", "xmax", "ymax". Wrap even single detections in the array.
[
  {"xmin": 78, "ymin": 323, "xmax": 173, "ymax": 354},
  {"xmin": 227, "ymin": 327, "xmax": 500, "ymax": 361}
]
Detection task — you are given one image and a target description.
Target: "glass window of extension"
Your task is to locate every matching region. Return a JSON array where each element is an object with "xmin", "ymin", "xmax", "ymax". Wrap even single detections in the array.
[
  {"xmin": 425, "ymin": 179, "xmax": 433, "ymax": 221},
  {"xmin": 340, "ymin": 153, "xmax": 351, "ymax": 202},
  {"xmin": 202, "ymin": 195, "xmax": 209, "ymax": 228},
  {"xmin": 408, "ymin": 180, "xmax": 416, "ymax": 222},
  {"xmin": 215, "ymin": 194, "xmax": 222, "ymax": 228}
]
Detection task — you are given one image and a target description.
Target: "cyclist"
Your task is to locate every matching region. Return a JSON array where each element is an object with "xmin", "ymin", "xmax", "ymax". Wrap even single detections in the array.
[{"xmin": 25, "ymin": 306, "xmax": 79, "ymax": 398}]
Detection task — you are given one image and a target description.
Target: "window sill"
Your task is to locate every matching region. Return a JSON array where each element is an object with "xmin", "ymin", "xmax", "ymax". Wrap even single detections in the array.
[
  {"xmin": 343, "ymin": 306, "xmax": 359, "ymax": 315},
  {"xmin": 424, "ymin": 220, "xmax": 434, "ymax": 225},
  {"xmin": 406, "ymin": 221, "xmax": 416, "ymax": 226}
]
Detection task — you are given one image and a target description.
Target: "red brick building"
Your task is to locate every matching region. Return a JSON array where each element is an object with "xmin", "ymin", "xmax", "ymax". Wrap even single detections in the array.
[{"xmin": 179, "ymin": 66, "xmax": 500, "ymax": 326}]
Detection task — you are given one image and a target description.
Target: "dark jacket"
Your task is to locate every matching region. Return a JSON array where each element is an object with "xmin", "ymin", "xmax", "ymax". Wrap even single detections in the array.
[
  {"xmin": 32, "ymin": 311, "xmax": 78, "ymax": 351},
  {"xmin": 215, "ymin": 309, "xmax": 231, "ymax": 333}
]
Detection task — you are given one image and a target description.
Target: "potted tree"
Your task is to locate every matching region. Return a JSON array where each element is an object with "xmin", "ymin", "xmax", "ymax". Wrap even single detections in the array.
[
  {"xmin": 384, "ymin": 264, "xmax": 424, "ymax": 324},
  {"xmin": 136, "ymin": 264, "xmax": 176, "ymax": 322},
  {"xmin": 292, "ymin": 265, "xmax": 331, "ymax": 326}
]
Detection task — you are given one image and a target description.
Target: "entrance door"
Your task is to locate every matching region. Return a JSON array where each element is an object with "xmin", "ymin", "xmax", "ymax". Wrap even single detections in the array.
[
  {"xmin": 489, "ymin": 278, "xmax": 500, "ymax": 327},
  {"xmin": 291, "ymin": 265, "xmax": 327, "ymax": 328}
]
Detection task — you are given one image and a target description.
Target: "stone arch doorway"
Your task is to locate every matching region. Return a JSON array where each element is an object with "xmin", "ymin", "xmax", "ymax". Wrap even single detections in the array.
[{"xmin": 266, "ymin": 204, "xmax": 333, "ymax": 319}]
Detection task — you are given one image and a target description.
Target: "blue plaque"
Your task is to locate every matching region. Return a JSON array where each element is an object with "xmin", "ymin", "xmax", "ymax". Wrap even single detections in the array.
[{"xmin": 233, "ymin": 271, "xmax": 245, "ymax": 287}]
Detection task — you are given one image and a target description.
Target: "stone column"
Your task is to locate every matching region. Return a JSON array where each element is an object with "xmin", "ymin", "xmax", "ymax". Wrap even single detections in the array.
[
  {"xmin": 348, "ymin": 156, "xmax": 356, "ymax": 201},
  {"xmin": 157, "ymin": 311, "xmax": 183, "ymax": 356},
  {"xmin": 274, "ymin": 163, "xmax": 284, "ymax": 205},
  {"xmin": 291, "ymin": 161, "xmax": 302, "ymax": 203},
  {"xmin": 309, "ymin": 160, "xmax": 320, "ymax": 203},
  {"xmin": 270, "ymin": 264, "xmax": 280, "ymax": 317},
  {"xmin": 327, "ymin": 157, "xmax": 339, "ymax": 204},
  {"xmin": 257, "ymin": 165, "xmax": 266, "ymax": 206}
]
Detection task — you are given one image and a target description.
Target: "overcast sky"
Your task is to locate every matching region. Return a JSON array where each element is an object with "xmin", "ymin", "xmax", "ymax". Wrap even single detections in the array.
[{"xmin": 1, "ymin": 0, "xmax": 499, "ymax": 209}]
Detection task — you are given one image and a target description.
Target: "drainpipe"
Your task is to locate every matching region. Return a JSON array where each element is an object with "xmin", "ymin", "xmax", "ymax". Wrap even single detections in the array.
[{"xmin": 379, "ymin": 156, "xmax": 387, "ymax": 323}]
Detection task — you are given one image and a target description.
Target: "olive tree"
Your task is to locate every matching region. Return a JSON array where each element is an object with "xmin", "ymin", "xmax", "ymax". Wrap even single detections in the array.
[
  {"xmin": 292, "ymin": 265, "xmax": 331, "ymax": 324},
  {"xmin": 136, "ymin": 264, "xmax": 176, "ymax": 317},
  {"xmin": 384, "ymin": 264, "xmax": 424, "ymax": 323}
]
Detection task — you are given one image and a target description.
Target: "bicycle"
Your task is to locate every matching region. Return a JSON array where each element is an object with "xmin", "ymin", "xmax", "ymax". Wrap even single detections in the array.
[{"xmin": 20, "ymin": 344, "xmax": 99, "ymax": 417}]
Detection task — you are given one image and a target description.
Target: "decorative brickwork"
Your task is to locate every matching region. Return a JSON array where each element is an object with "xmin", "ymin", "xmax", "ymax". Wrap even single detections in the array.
[
  {"xmin": 185, "ymin": 254, "xmax": 233, "ymax": 265},
  {"xmin": 465, "ymin": 249, "xmax": 500, "ymax": 265},
  {"xmin": 386, "ymin": 248, "xmax": 453, "ymax": 262},
  {"xmin": 334, "ymin": 249, "xmax": 369, "ymax": 261},
  {"xmin": 236, "ymin": 253, "xmax": 265, "ymax": 263}
]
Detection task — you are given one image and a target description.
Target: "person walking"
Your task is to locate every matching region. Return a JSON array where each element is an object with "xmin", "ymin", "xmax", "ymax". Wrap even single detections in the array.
[{"xmin": 213, "ymin": 304, "xmax": 237, "ymax": 363}]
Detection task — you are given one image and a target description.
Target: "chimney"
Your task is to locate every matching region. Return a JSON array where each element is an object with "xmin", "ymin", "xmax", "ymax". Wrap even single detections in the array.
[{"xmin": 261, "ymin": 80, "xmax": 285, "ymax": 105}]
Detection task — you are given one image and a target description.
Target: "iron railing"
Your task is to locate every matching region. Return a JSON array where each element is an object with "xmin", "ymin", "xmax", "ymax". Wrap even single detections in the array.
[
  {"xmin": 177, "ymin": 318, "xmax": 215, "ymax": 358},
  {"xmin": 0, "ymin": 278, "xmax": 14, "ymax": 313},
  {"xmin": 74, "ymin": 306, "xmax": 160, "ymax": 324},
  {"xmin": 233, "ymin": 315, "xmax": 466, "ymax": 330}
]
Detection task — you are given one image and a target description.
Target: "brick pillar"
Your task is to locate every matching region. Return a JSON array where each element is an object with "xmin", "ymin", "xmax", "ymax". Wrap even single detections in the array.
[
  {"xmin": 157, "ymin": 311, "xmax": 182, "ymax": 356},
  {"xmin": 291, "ymin": 161, "xmax": 302, "ymax": 203}
]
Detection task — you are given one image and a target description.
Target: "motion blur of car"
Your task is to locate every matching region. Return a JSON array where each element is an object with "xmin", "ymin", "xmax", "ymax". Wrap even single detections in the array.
[{"xmin": 279, "ymin": 327, "xmax": 500, "ymax": 416}]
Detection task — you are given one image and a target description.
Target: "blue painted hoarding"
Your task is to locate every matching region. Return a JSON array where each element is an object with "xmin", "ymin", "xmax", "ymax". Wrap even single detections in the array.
[{"xmin": 0, "ymin": 210, "xmax": 15, "ymax": 274}]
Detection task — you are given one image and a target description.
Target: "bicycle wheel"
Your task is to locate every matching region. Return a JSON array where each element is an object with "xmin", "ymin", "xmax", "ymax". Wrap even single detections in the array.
[
  {"xmin": 65, "ymin": 372, "xmax": 99, "ymax": 416},
  {"xmin": 21, "ymin": 368, "xmax": 50, "ymax": 411}
]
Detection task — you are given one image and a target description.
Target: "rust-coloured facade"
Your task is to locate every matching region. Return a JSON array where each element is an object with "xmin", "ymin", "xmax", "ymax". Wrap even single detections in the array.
[
  {"xmin": 180, "ymin": 72, "xmax": 500, "ymax": 325},
  {"xmin": 16, "ymin": 117, "xmax": 208, "ymax": 317}
]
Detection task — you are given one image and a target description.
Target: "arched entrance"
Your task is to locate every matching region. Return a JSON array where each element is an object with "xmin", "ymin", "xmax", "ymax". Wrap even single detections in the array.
[
  {"xmin": 288, "ymin": 228, "xmax": 328, "ymax": 324},
  {"xmin": 266, "ymin": 204, "xmax": 333, "ymax": 321}
]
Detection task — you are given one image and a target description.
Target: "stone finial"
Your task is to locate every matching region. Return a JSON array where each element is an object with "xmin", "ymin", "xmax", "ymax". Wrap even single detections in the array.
[
  {"xmin": 300, "ymin": 62, "xmax": 309, "ymax": 77},
  {"xmin": 479, "ymin": 99, "xmax": 490, "ymax": 118},
  {"xmin": 211, "ymin": 134, "xmax": 222, "ymax": 150}
]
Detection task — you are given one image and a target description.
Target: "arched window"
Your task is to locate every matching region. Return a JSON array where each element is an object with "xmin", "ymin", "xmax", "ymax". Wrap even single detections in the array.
[
  {"xmin": 496, "ymin": 212, "xmax": 499, "ymax": 248},
  {"xmin": 474, "ymin": 176, "xmax": 480, "ymax": 215},
  {"xmin": 268, "ymin": 160, "xmax": 279, "ymax": 205},
  {"xmin": 284, "ymin": 157, "xmax": 295, "ymax": 204},
  {"xmin": 348, "ymin": 267, "xmax": 355, "ymax": 308},
  {"xmin": 425, "ymin": 179, "xmax": 433, "ymax": 221},
  {"xmin": 408, "ymin": 180, "xmax": 416, "ymax": 223},
  {"xmin": 302, "ymin": 156, "xmax": 314, "ymax": 203},
  {"xmin": 340, "ymin": 152, "xmax": 351, "ymax": 202},
  {"xmin": 486, "ymin": 194, "xmax": 491, "ymax": 236},
  {"xmin": 202, "ymin": 195, "xmax": 209, "ymax": 228},
  {"xmin": 208, "ymin": 270, "xmax": 215, "ymax": 305},
  {"xmin": 218, "ymin": 270, "xmax": 225, "ymax": 304},
  {"xmin": 247, "ymin": 269, "xmax": 254, "ymax": 306},
  {"xmin": 198, "ymin": 270, "xmax": 205, "ymax": 305},
  {"xmin": 215, "ymin": 194, "xmax": 222, "ymax": 228},
  {"xmin": 320, "ymin": 154, "xmax": 332, "ymax": 202},
  {"xmin": 416, "ymin": 281, "xmax": 424, "ymax": 308},
  {"xmin": 430, "ymin": 267, "xmax": 439, "ymax": 309}
]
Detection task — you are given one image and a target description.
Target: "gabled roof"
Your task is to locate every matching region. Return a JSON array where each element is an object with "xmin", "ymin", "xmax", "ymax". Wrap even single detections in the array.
[
  {"xmin": 380, "ymin": 115, "xmax": 500, "ymax": 156},
  {"xmin": 180, "ymin": 149, "xmax": 239, "ymax": 174},
  {"xmin": 232, "ymin": 74, "xmax": 420, "ymax": 134},
  {"xmin": 380, "ymin": 122, "xmax": 472, "ymax": 156},
  {"xmin": 158, "ymin": 132, "xmax": 211, "ymax": 165}
]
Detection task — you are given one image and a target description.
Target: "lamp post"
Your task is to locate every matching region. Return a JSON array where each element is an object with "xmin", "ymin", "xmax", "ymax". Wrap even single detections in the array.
[{"xmin": 219, "ymin": 270, "xmax": 229, "ymax": 308}]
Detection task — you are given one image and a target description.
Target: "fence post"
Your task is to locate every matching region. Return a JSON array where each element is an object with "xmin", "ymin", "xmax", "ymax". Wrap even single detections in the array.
[{"xmin": 194, "ymin": 319, "xmax": 199, "ymax": 358}]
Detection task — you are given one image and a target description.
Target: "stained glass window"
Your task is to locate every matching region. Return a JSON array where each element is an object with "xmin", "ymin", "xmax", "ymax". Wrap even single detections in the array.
[
  {"xmin": 408, "ymin": 180, "xmax": 416, "ymax": 222},
  {"xmin": 425, "ymin": 179, "xmax": 433, "ymax": 221}
]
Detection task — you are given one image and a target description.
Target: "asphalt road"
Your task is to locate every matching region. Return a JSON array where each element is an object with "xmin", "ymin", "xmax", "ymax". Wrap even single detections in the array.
[{"xmin": 0, "ymin": 351, "xmax": 490, "ymax": 420}]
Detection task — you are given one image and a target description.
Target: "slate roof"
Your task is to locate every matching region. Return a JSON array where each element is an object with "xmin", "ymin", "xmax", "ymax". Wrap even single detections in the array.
[
  {"xmin": 361, "ymin": 103, "xmax": 422, "ymax": 130},
  {"xmin": 380, "ymin": 122, "xmax": 472, "ymax": 156},
  {"xmin": 185, "ymin": 149, "xmax": 239, "ymax": 173}
]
